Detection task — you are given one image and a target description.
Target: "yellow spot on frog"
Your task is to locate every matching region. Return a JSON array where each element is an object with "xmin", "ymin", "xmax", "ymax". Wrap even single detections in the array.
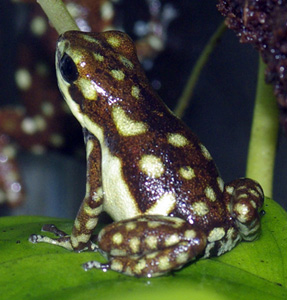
[
  {"xmin": 238, "ymin": 193, "xmax": 248, "ymax": 199},
  {"xmin": 74, "ymin": 233, "xmax": 90, "ymax": 244},
  {"xmin": 92, "ymin": 187, "xmax": 103, "ymax": 203},
  {"xmin": 85, "ymin": 218, "xmax": 98, "ymax": 230},
  {"xmin": 200, "ymin": 144, "xmax": 212, "ymax": 160},
  {"xmin": 176, "ymin": 252, "xmax": 189, "ymax": 265},
  {"xmin": 84, "ymin": 203, "xmax": 102, "ymax": 217},
  {"xmin": 237, "ymin": 185, "xmax": 247, "ymax": 190},
  {"xmin": 204, "ymin": 186, "xmax": 217, "ymax": 202},
  {"xmin": 107, "ymin": 35, "xmax": 121, "ymax": 48},
  {"xmin": 226, "ymin": 186, "xmax": 235, "ymax": 195},
  {"xmin": 111, "ymin": 260, "xmax": 124, "ymax": 272},
  {"xmin": 131, "ymin": 85, "xmax": 140, "ymax": 99},
  {"xmin": 179, "ymin": 166, "xmax": 195, "ymax": 180},
  {"xmin": 171, "ymin": 218, "xmax": 185, "ymax": 228},
  {"xmin": 165, "ymin": 233, "xmax": 180, "ymax": 247},
  {"xmin": 67, "ymin": 49, "xmax": 84, "ymax": 65},
  {"xmin": 74, "ymin": 218, "xmax": 81, "ymax": 230},
  {"xmin": 207, "ymin": 227, "xmax": 225, "ymax": 242},
  {"xmin": 145, "ymin": 235, "xmax": 158, "ymax": 249},
  {"xmin": 191, "ymin": 201, "xmax": 209, "ymax": 216},
  {"xmin": 158, "ymin": 256, "xmax": 170, "ymax": 270},
  {"xmin": 167, "ymin": 133, "xmax": 189, "ymax": 147},
  {"xmin": 184, "ymin": 229, "xmax": 196, "ymax": 239},
  {"xmin": 134, "ymin": 259, "xmax": 147, "ymax": 274},
  {"xmin": 129, "ymin": 237, "xmax": 140, "ymax": 253},
  {"xmin": 146, "ymin": 252, "xmax": 158, "ymax": 259},
  {"xmin": 93, "ymin": 53, "xmax": 104, "ymax": 62},
  {"xmin": 112, "ymin": 232, "xmax": 123, "ymax": 245},
  {"xmin": 124, "ymin": 267, "xmax": 134, "ymax": 276},
  {"xmin": 110, "ymin": 249, "xmax": 127, "ymax": 256},
  {"xmin": 249, "ymin": 189, "xmax": 259, "ymax": 197},
  {"xmin": 217, "ymin": 177, "xmax": 224, "ymax": 192},
  {"xmin": 234, "ymin": 203, "xmax": 249, "ymax": 223},
  {"xmin": 112, "ymin": 106, "xmax": 147, "ymax": 136},
  {"xmin": 119, "ymin": 55, "xmax": 134, "ymax": 69},
  {"xmin": 255, "ymin": 185, "xmax": 264, "ymax": 198},
  {"xmin": 82, "ymin": 35, "xmax": 100, "ymax": 45},
  {"xmin": 125, "ymin": 222, "xmax": 137, "ymax": 231},
  {"xmin": 139, "ymin": 155, "xmax": 164, "ymax": 178},
  {"xmin": 71, "ymin": 235, "xmax": 80, "ymax": 248},
  {"xmin": 147, "ymin": 222, "xmax": 161, "ymax": 229},
  {"xmin": 110, "ymin": 69, "xmax": 125, "ymax": 81},
  {"xmin": 250, "ymin": 200, "xmax": 257, "ymax": 208},
  {"xmin": 78, "ymin": 78, "xmax": 98, "ymax": 100}
]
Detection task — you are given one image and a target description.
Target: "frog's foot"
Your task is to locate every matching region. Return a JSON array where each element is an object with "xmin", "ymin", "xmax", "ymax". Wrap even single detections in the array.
[
  {"xmin": 226, "ymin": 178, "xmax": 264, "ymax": 241},
  {"xmin": 29, "ymin": 224, "xmax": 98, "ymax": 252},
  {"xmin": 82, "ymin": 215, "xmax": 207, "ymax": 277}
]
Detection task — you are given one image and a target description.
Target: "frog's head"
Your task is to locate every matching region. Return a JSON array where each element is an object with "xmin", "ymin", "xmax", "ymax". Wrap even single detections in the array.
[{"xmin": 56, "ymin": 30, "xmax": 149, "ymax": 127}]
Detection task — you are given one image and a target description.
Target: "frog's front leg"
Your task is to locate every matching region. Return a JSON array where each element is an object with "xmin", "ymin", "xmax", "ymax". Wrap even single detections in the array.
[
  {"xmin": 83, "ymin": 215, "xmax": 207, "ymax": 277},
  {"xmin": 225, "ymin": 178, "xmax": 264, "ymax": 241},
  {"xmin": 29, "ymin": 138, "xmax": 103, "ymax": 251}
]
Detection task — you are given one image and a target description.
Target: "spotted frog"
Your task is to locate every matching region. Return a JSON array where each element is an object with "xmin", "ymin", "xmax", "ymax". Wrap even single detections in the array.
[{"xmin": 29, "ymin": 31, "xmax": 264, "ymax": 277}]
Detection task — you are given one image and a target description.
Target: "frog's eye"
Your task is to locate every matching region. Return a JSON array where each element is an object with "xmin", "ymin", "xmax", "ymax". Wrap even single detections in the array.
[{"xmin": 59, "ymin": 53, "xmax": 79, "ymax": 83}]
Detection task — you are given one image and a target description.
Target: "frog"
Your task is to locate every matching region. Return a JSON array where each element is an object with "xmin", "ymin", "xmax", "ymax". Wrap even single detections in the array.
[{"xmin": 29, "ymin": 30, "xmax": 264, "ymax": 278}]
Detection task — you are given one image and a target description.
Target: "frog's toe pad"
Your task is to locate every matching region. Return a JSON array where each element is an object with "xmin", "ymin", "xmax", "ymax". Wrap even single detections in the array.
[
  {"xmin": 29, "ymin": 234, "xmax": 42, "ymax": 243},
  {"xmin": 28, "ymin": 233, "xmax": 66, "ymax": 246}
]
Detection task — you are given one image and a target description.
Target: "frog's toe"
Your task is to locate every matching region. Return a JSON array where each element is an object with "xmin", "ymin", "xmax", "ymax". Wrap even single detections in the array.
[
  {"xmin": 28, "ymin": 232, "xmax": 74, "ymax": 250},
  {"xmin": 29, "ymin": 233, "xmax": 42, "ymax": 244},
  {"xmin": 29, "ymin": 223, "xmax": 98, "ymax": 252},
  {"xmin": 41, "ymin": 224, "xmax": 68, "ymax": 237},
  {"xmin": 29, "ymin": 224, "xmax": 74, "ymax": 250}
]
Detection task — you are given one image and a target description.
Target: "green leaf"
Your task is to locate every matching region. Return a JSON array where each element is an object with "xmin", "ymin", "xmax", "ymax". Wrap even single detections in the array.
[{"xmin": 0, "ymin": 197, "xmax": 286, "ymax": 300}]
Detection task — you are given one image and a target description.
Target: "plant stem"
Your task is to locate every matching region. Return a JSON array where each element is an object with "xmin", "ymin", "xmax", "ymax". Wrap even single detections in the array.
[
  {"xmin": 246, "ymin": 57, "xmax": 279, "ymax": 198},
  {"xmin": 37, "ymin": 0, "xmax": 79, "ymax": 34},
  {"xmin": 174, "ymin": 22, "xmax": 226, "ymax": 118}
]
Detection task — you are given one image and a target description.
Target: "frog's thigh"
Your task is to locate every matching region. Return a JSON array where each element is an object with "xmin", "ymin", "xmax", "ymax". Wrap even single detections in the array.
[
  {"xmin": 225, "ymin": 178, "xmax": 264, "ymax": 241},
  {"xmin": 94, "ymin": 215, "xmax": 207, "ymax": 277}
]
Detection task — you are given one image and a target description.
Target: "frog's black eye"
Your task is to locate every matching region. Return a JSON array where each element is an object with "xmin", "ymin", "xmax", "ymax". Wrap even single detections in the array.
[{"xmin": 59, "ymin": 53, "xmax": 79, "ymax": 83}]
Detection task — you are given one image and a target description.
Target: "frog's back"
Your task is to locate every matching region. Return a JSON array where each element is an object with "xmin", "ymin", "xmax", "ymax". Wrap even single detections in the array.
[{"xmin": 58, "ymin": 30, "xmax": 227, "ymax": 230}]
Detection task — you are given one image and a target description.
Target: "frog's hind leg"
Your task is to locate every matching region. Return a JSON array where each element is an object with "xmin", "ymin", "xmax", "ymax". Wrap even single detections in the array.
[
  {"xmin": 83, "ymin": 215, "xmax": 207, "ymax": 277},
  {"xmin": 226, "ymin": 178, "xmax": 264, "ymax": 241}
]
